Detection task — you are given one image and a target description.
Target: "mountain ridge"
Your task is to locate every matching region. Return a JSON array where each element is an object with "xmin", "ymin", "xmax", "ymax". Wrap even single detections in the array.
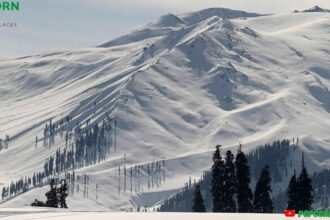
[{"xmin": 100, "ymin": 7, "xmax": 263, "ymax": 48}]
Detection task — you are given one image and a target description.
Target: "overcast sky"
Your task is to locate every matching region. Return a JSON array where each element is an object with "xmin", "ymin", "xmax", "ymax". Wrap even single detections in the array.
[{"xmin": 0, "ymin": 0, "xmax": 329, "ymax": 58}]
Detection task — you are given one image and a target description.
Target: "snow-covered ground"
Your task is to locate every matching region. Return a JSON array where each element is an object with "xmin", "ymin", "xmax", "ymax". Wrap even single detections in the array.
[
  {"xmin": 0, "ymin": 7, "xmax": 329, "ymax": 210},
  {"xmin": 0, "ymin": 208, "xmax": 306, "ymax": 220}
]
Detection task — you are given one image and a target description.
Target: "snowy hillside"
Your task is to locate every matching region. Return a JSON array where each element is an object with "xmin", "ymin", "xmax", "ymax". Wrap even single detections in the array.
[
  {"xmin": 0, "ymin": 7, "xmax": 330, "ymax": 211},
  {"xmin": 0, "ymin": 208, "xmax": 296, "ymax": 220}
]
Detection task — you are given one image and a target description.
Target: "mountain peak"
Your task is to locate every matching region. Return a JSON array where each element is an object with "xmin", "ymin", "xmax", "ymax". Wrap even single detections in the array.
[
  {"xmin": 178, "ymin": 7, "xmax": 262, "ymax": 26},
  {"xmin": 151, "ymin": 13, "xmax": 186, "ymax": 28},
  {"xmin": 295, "ymin": 6, "xmax": 330, "ymax": 13},
  {"xmin": 99, "ymin": 8, "xmax": 261, "ymax": 48}
]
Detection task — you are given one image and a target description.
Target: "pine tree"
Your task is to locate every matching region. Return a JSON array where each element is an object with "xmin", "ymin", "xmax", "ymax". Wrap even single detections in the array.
[
  {"xmin": 253, "ymin": 165, "xmax": 273, "ymax": 213},
  {"xmin": 2, "ymin": 187, "xmax": 5, "ymax": 200},
  {"xmin": 296, "ymin": 154, "xmax": 313, "ymax": 211},
  {"xmin": 192, "ymin": 184, "xmax": 206, "ymax": 212},
  {"xmin": 45, "ymin": 179, "xmax": 58, "ymax": 208},
  {"xmin": 287, "ymin": 170, "xmax": 298, "ymax": 211},
  {"xmin": 324, "ymin": 196, "xmax": 329, "ymax": 209},
  {"xmin": 58, "ymin": 179, "xmax": 68, "ymax": 208},
  {"xmin": 223, "ymin": 150, "xmax": 236, "ymax": 212},
  {"xmin": 235, "ymin": 144, "xmax": 253, "ymax": 212},
  {"xmin": 211, "ymin": 145, "xmax": 225, "ymax": 212}
]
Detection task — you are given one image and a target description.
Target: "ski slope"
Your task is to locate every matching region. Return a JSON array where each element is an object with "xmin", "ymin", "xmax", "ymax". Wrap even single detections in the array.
[{"xmin": 0, "ymin": 7, "xmax": 329, "ymax": 210}]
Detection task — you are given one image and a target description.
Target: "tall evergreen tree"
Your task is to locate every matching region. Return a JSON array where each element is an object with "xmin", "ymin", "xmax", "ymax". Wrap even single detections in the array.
[
  {"xmin": 287, "ymin": 170, "xmax": 298, "ymax": 211},
  {"xmin": 235, "ymin": 144, "xmax": 253, "ymax": 212},
  {"xmin": 223, "ymin": 150, "xmax": 236, "ymax": 212},
  {"xmin": 58, "ymin": 179, "xmax": 68, "ymax": 208},
  {"xmin": 324, "ymin": 196, "xmax": 329, "ymax": 209},
  {"xmin": 45, "ymin": 179, "xmax": 58, "ymax": 208},
  {"xmin": 296, "ymin": 154, "xmax": 313, "ymax": 211},
  {"xmin": 211, "ymin": 145, "xmax": 225, "ymax": 212},
  {"xmin": 253, "ymin": 165, "xmax": 273, "ymax": 213},
  {"xmin": 192, "ymin": 184, "xmax": 206, "ymax": 212},
  {"xmin": 2, "ymin": 187, "xmax": 5, "ymax": 200}
]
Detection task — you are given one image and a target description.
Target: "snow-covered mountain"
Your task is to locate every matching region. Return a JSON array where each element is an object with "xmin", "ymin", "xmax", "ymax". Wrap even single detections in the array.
[
  {"xmin": 298, "ymin": 6, "xmax": 330, "ymax": 13},
  {"xmin": 0, "ymin": 7, "xmax": 329, "ymax": 211}
]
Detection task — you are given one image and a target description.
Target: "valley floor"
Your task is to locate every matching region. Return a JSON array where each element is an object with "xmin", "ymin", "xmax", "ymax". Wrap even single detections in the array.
[{"xmin": 0, "ymin": 208, "xmax": 314, "ymax": 220}]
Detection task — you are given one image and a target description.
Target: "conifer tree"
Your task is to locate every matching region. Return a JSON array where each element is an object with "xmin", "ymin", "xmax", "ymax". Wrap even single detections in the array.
[
  {"xmin": 58, "ymin": 179, "xmax": 68, "ymax": 208},
  {"xmin": 296, "ymin": 154, "xmax": 313, "ymax": 211},
  {"xmin": 223, "ymin": 150, "xmax": 236, "ymax": 212},
  {"xmin": 253, "ymin": 165, "xmax": 273, "ymax": 213},
  {"xmin": 287, "ymin": 170, "xmax": 298, "ymax": 211},
  {"xmin": 235, "ymin": 144, "xmax": 253, "ymax": 212},
  {"xmin": 45, "ymin": 179, "xmax": 58, "ymax": 208},
  {"xmin": 211, "ymin": 145, "xmax": 225, "ymax": 212},
  {"xmin": 192, "ymin": 184, "xmax": 206, "ymax": 212},
  {"xmin": 324, "ymin": 197, "xmax": 329, "ymax": 209},
  {"xmin": 2, "ymin": 187, "xmax": 5, "ymax": 200}
]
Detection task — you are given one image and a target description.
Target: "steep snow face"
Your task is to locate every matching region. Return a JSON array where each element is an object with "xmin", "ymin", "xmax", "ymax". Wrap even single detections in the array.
[{"xmin": 0, "ymin": 9, "xmax": 330, "ymax": 211}]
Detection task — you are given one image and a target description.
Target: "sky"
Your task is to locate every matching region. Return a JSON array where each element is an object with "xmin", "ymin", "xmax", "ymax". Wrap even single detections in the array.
[{"xmin": 0, "ymin": 0, "xmax": 330, "ymax": 58}]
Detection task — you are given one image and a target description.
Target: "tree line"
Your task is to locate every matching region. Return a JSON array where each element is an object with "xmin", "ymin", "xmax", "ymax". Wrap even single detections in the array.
[
  {"xmin": 193, "ymin": 144, "xmax": 313, "ymax": 213},
  {"xmin": 113, "ymin": 160, "xmax": 166, "ymax": 195},
  {"xmin": 192, "ymin": 145, "xmax": 313, "ymax": 213},
  {"xmin": 194, "ymin": 144, "xmax": 273, "ymax": 213},
  {"xmin": 247, "ymin": 139, "xmax": 298, "ymax": 183},
  {"xmin": 159, "ymin": 140, "xmax": 314, "ymax": 213},
  {"xmin": 2, "ymin": 114, "xmax": 116, "ymax": 201}
]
